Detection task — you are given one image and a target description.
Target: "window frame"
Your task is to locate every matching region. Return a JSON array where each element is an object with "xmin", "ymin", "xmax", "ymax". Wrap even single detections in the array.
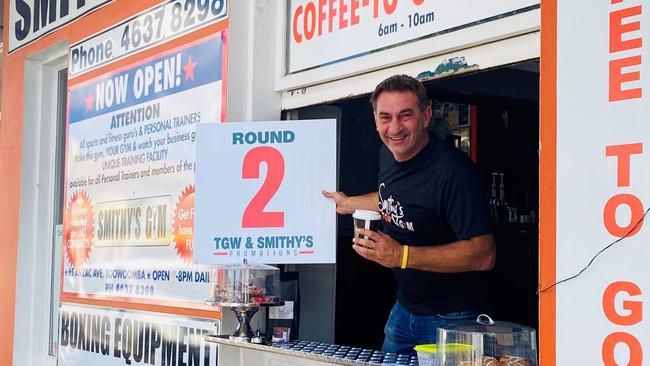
[{"xmin": 14, "ymin": 42, "xmax": 68, "ymax": 366}]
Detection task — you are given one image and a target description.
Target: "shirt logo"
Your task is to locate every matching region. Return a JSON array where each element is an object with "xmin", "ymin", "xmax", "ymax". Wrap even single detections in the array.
[{"xmin": 378, "ymin": 183, "xmax": 415, "ymax": 231}]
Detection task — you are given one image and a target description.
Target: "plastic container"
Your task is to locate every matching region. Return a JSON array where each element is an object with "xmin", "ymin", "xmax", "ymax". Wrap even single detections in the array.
[
  {"xmin": 207, "ymin": 263, "xmax": 281, "ymax": 306},
  {"xmin": 414, "ymin": 343, "xmax": 473, "ymax": 366},
  {"xmin": 436, "ymin": 314, "xmax": 537, "ymax": 366},
  {"xmin": 414, "ymin": 344, "xmax": 437, "ymax": 366}
]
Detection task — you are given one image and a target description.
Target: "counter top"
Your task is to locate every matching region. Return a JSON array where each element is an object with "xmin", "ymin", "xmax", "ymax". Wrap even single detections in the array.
[{"xmin": 206, "ymin": 335, "xmax": 419, "ymax": 366}]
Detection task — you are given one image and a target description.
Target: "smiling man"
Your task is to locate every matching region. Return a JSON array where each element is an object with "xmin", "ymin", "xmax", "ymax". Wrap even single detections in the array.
[{"xmin": 323, "ymin": 74, "xmax": 495, "ymax": 355}]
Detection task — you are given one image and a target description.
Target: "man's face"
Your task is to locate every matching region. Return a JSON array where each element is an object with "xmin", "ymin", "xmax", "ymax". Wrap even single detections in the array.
[{"xmin": 374, "ymin": 90, "xmax": 432, "ymax": 162}]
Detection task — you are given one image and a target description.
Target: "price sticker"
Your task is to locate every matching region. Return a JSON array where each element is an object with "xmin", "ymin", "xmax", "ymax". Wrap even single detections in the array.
[{"xmin": 194, "ymin": 120, "xmax": 337, "ymax": 264}]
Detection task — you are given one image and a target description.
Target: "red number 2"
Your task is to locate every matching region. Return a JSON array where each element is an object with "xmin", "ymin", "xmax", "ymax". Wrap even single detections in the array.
[{"xmin": 242, "ymin": 146, "xmax": 285, "ymax": 228}]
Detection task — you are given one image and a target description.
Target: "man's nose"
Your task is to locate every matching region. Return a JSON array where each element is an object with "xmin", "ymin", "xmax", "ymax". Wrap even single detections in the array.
[{"xmin": 388, "ymin": 118, "xmax": 403, "ymax": 134}]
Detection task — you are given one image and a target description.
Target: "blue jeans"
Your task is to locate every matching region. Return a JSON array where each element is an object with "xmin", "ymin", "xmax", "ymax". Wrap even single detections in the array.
[{"xmin": 381, "ymin": 301, "xmax": 478, "ymax": 356}]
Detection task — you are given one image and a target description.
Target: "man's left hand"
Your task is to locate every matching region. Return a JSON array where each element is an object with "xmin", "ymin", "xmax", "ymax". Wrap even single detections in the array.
[{"xmin": 353, "ymin": 229, "xmax": 403, "ymax": 268}]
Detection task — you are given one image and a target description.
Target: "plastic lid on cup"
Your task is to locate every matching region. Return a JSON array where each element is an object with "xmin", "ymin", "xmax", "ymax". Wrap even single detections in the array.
[
  {"xmin": 352, "ymin": 209, "xmax": 381, "ymax": 220},
  {"xmin": 413, "ymin": 344, "xmax": 437, "ymax": 354}
]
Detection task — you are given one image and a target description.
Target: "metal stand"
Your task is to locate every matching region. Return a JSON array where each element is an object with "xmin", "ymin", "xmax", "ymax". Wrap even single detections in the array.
[
  {"xmin": 208, "ymin": 301, "xmax": 283, "ymax": 343},
  {"xmin": 229, "ymin": 305, "xmax": 260, "ymax": 342}
]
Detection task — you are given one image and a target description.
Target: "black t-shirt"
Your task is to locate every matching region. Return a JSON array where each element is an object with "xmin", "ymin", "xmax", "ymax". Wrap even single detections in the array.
[{"xmin": 377, "ymin": 133, "xmax": 492, "ymax": 315}]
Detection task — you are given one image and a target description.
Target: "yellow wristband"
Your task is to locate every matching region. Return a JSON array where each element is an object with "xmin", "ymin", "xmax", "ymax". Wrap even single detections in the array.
[{"xmin": 401, "ymin": 245, "xmax": 409, "ymax": 269}]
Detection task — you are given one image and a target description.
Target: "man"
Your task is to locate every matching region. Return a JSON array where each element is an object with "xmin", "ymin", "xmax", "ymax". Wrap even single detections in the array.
[{"xmin": 323, "ymin": 74, "xmax": 495, "ymax": 355}]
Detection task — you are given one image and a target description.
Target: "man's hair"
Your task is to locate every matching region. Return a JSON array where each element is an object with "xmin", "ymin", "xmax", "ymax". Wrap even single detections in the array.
[{"xmin": 370, "ymin": 74, "xmax": 429, "ymax": 112}]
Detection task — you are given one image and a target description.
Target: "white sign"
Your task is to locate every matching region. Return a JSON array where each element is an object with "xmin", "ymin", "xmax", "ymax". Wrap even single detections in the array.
[
  {"xmin": 288, "ymin": 0, "xmax": 539, "ymax": 73},
  {"xmin": 9, "ymin": 0, "xmax": 112, "ymax": 52},
  {"xmin": 69, "ymin": 0, "xmax": 227, "ymax": 77},
  {"xmin": 62, "ymin": 34, "xmax": 227, "ymax": 305},
  {"xmin": 194, "ymin": 120, "xmax": 337, "ymax": 264},
  {"xmin": 57, "ymin": 304, "xmax": 219, "ymax": 366},
  {"xmin": 269, "ymin": 301, "xmax": 294, "ymax": 320},
  {"xmin": 554, "ymin": 0, "xmax": 650, "ymax": 364}
]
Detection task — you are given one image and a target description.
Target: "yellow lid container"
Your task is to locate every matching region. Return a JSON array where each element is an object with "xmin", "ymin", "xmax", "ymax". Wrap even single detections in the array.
[{"xmin": 414, "ymin": 343, "xmax": 472, "ymax": 366}]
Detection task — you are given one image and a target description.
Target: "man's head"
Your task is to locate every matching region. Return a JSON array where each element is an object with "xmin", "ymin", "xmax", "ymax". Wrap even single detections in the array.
[{"xmin": 370, "ymin": 75, "xmax": 432, "ymax": 162}]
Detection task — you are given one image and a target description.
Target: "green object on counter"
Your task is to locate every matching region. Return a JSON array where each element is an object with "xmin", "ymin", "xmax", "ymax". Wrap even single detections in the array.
[
  {"xmin": 413, "ymin": 343, "xmax": 472, "ymax": 353},
  {"xmin": 414, "ymin": 344, "xmax": 437, "ymax": 353}
]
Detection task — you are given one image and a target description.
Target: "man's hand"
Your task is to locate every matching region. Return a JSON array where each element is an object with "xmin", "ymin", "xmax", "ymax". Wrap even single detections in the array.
[
  {"xmin": 321, "ymin": 191, "xmax": 355, "ymax": 215},
  {"xmin": 353, "ymin": 229, "xmax": 496, "ymax": 273},
  {"xmin": 322, "ymin": 191, "xmax": 379, "ymax": 215},
  {"xmin": 353, "ymin": 228, "xmax": 403, "ymax": 268}
]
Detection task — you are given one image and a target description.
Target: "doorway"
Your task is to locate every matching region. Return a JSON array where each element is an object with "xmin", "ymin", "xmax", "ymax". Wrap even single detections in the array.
[{"xmin": 289, "ymin": 59, "xmax": 540, "ymax": 349}]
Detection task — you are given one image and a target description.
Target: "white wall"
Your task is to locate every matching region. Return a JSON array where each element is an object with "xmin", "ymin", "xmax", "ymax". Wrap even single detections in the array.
[
  {"xmin": 221, "ymin": 0, "xmax": 285, "ymax": 336},
  {"xmin": 227, "ymin": 0, "xmax": 282, "ymax": 122}
]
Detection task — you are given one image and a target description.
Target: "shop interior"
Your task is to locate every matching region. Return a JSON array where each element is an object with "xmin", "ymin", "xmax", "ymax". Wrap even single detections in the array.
[{"xmin": 277, "ymin": 59, "xmax": 540, "ymax": 350}]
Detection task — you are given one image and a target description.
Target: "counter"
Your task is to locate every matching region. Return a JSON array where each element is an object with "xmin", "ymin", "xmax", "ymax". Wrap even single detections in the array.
[{"xmin": 206, "ymin": 336, "xmax": 420, "ymax": 366}]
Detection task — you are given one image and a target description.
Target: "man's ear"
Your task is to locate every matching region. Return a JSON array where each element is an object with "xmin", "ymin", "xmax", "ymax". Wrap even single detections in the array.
[{"xmin": 423, "ymin": 105, "xmax": 433, "ymax": 128}]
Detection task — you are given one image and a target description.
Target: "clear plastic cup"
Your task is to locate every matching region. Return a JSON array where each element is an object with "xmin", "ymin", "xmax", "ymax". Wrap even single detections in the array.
[{"xmin": 414, "ymin": 344, "xmax": 437, "ymax": 366}]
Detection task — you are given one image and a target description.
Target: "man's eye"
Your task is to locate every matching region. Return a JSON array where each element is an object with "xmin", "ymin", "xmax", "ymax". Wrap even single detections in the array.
[{"xmin": 399, "ymin": 113, "xmax": 413, "ymax": 120}]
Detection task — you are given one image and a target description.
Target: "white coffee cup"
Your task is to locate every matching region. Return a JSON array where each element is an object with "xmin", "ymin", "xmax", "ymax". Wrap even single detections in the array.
[{"xmin": 352, "ymin": 209, "xmax": 381, "ymax": 240}]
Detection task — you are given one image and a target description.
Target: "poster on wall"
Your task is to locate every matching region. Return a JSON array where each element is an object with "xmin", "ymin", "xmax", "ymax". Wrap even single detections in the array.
[
  {"xmin": 287, "ymin": 0, "xmax": 539, "ymax": 73},
  {"xmin": 69, "ymin": 0, "xmax": 228, "ymax": 77},
  {"xmin": 62, "ymin": 32, "xmax": 227, "ymax": 305},
  {"xmin": 57, "ymin": 304, "xmax": 219, "ymax": 366},
  {"xmin": 194, "ymin": 120, "xmax": 337, "ymax": 264},
  {"xmin": 552, "ymin": 0, "xmax": 650, "ymax": 364}
]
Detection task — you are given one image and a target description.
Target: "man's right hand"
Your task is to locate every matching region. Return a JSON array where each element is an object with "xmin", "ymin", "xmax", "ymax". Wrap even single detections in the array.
[
  {"xmin": 322, "ymin": 191, "xmax": 379, "ymax": 215},
  {"xmin": 322, "ymin": 191, "xmax": 355, "ymax": 215}
]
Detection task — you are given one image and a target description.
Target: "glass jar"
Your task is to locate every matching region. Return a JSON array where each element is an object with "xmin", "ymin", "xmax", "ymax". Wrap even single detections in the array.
[{"xmin": 207, "ymin": 263, "xmax": 281, "ymax": 306}]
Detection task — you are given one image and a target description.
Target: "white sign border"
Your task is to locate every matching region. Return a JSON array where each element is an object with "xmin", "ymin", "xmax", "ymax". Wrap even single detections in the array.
[{"xmin": 68, "ymin": 0, "xmax": 228, "ymax": 77}]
